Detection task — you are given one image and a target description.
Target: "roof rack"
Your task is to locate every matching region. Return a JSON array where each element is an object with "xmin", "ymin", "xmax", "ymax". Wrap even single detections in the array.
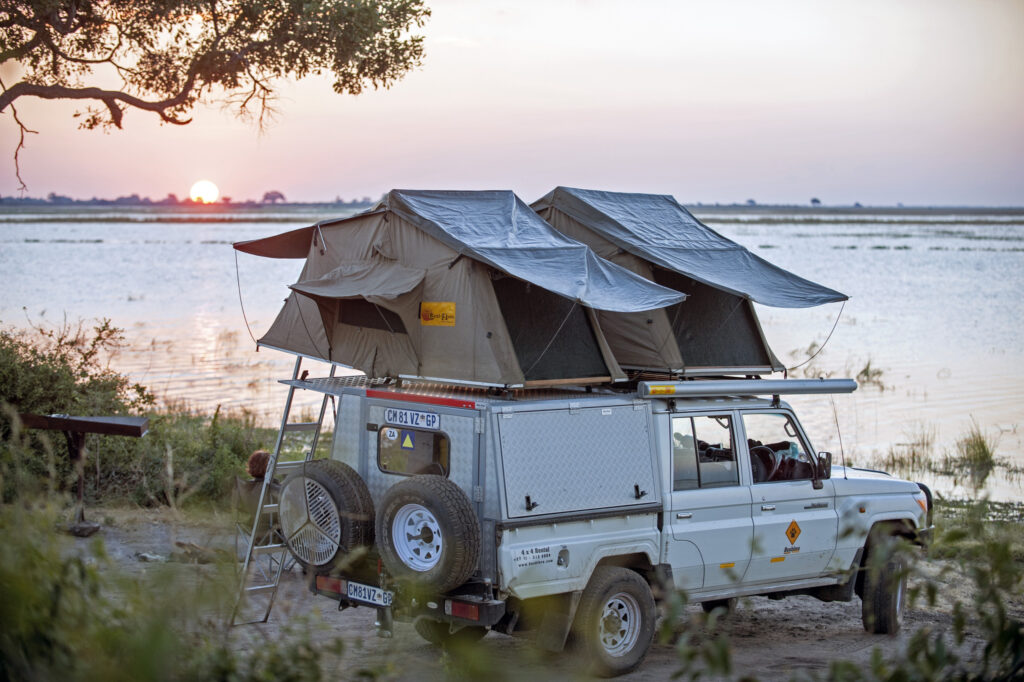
[{"xmin": 637, "ymin": 378, "xmax": 857, "ymax": 399}]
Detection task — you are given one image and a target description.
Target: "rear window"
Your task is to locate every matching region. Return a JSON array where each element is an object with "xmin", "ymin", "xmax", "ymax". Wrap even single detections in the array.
[
  {"xmin": 672, "ymin": 414, "xmax": 738, "ymax": 489},
  {"xmin": 377, "ymin": 426, "xmax": 450, "ymax": 476}
]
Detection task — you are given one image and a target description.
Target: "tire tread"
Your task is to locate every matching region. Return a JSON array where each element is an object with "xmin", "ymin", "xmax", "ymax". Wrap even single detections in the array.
[{"xmin": 377, "ymin": 475, "xmax": 480, "ymax": 593}]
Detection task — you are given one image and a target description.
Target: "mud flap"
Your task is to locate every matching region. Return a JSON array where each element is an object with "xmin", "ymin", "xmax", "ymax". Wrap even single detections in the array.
[
  {"xmin": 536, "ymin": 591, "xmax": 582, "ymax": 652},
  {"xmin": 375, "ymin": 606, "xmax": 394, "ymax": 638}
]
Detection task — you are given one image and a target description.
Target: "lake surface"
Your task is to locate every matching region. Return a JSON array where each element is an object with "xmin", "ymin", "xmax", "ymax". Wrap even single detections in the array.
[{"xmin": 2, "ymin": 204, "xmax": 1022, "ymax": 501}]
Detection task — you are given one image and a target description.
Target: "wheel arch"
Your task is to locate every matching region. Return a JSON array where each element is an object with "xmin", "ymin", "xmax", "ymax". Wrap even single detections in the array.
[
  {"xmin": 594, "ymin": 552, "xmax": 657, "ymax": 587},
  {"xmin": 854, "ymin": 517, "xmax": 917, "ymax": 598}
]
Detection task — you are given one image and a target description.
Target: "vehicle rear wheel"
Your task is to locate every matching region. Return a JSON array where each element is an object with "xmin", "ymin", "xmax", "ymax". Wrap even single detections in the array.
[
  {"xmin": 414, "ymin": 618, "xmax": 488, "ymax": 648},
  {"xmin": 278, "ymin": 460, "xmax": 374, "ymax": 574},
  {"xmin": 376, "ymin": 475, "xmax": 480, "ymax": 593},
  {"xmin": 573, "ymin": 566, "xmax": 656, "ymax": 678},
  {"xmin": 861, "ymin": 536, "xmax": 907, "ymax": 634}
]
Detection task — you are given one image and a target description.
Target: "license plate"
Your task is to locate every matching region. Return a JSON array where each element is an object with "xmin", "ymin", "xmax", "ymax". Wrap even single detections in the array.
[
  {"xmin": 346, "ymin": 580, "xmax": 394, "ymax": 607},
  {"xmin": 383, "ymin": 407, "xmax": 439, "ymax": 430}
]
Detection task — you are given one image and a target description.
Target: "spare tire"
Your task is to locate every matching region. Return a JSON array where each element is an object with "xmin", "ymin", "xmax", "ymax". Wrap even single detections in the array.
[
  {"xmin": 376, "ymin": 475, "xmax": 480, "ymax": 593},
  {"xmin": 279, "ymin": 460, "xmax": 374, "ymax": 574}
]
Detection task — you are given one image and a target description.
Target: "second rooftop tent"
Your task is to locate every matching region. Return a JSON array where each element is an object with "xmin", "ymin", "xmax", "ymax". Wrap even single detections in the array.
[
  {"xmin": 532, "ymin": 187, "xmax": 848, "ymax": 377},
  {"xmin": 233, "ymin": 189, "xmax": 684, "ymax": 388}
]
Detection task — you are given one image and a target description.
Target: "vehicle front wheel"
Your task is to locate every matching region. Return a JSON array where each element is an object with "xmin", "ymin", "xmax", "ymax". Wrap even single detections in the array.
[
  {"xmin": 573, "ymin": 566, "xmax": 656, "ymax": 677},
  {"xmin": 861, "ymin": 537, "xmax": 907, "ymax": 634}
]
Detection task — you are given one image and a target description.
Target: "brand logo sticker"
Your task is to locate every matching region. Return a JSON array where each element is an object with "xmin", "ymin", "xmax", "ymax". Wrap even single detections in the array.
[{"xmin": 420, "ymin": 302, "xmax": 456, "ymax": 326}]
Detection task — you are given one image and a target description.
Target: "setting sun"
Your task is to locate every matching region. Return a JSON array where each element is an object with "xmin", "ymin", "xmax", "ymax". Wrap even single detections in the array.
[{"xmin": 189, "ymin": 180, "xmax": 220, "ymax": 204}]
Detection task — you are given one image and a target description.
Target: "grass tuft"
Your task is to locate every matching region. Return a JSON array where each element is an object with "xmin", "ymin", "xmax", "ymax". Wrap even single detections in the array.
[{"xmin": 932, "ymin": 419, "xmax": 999, "ymax": 489}]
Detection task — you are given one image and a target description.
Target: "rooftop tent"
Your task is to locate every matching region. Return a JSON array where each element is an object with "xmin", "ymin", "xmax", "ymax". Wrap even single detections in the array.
[
  {"xmin": 234, "ymin": 190, "xmax": 685, "ymax": 387},
  {"xmin": 532, "ymin": 187, "xmax": 848, "ymax": 376}
]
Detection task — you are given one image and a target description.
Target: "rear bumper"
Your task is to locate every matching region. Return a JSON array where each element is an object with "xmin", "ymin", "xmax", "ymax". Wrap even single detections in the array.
[{"xmin": 406, "ymin": 596, "xmax": 507, "ymax": 628}]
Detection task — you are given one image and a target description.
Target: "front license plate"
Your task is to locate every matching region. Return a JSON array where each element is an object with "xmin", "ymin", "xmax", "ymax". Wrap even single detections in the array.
[
  {"xmin": 383, "ymin": 407, "xmax": 439, "ymax": 430},
  {"xmin": 346, "ymin": 580, "xmax": 394, "ymax": 607}
]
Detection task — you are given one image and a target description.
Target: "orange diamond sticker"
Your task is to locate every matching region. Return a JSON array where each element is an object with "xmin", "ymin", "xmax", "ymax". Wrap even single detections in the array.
[{"xmin": 786, "ymin": 520, "xmax": 801, "ymax": 544}]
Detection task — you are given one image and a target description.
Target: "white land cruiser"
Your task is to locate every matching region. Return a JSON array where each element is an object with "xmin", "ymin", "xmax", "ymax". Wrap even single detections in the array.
[{"xmin": 275, "ymin": 376, "xmax": 932, "ymax": 677}]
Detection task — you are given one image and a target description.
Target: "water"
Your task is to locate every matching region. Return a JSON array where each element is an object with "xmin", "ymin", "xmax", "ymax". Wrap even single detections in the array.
[{"xmin": 2, "ymin": 205, "xmax": 1022, "ymax": 501}]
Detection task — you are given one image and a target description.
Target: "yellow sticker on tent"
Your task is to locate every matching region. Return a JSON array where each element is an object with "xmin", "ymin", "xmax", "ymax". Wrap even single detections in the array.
[{"xmin": 420, "ymin": 302, "xmax": 456, "ymax": 326}]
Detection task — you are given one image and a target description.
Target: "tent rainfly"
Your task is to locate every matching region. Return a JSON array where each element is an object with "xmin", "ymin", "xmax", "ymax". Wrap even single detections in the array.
[
  {"xmin": 233, "ymin": 189, "xmax": 685, "ymax": 387},
  {"xmin": 532, "ymin": 187, "xmax": 848, "ymax": 376}
]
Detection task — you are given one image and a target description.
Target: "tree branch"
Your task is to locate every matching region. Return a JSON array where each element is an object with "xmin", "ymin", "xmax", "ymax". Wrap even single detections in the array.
[
  {"xmin": 0, "ymin": 80, "xmax": 195, "ymax": 126},
  {"xmin": 39, "ymin": 24, "xmax": 125, "ymax": 66},
  {"xmin": 0, "ymin": 30, "xmax": 44, "ymax": 62},
  {"xmin": 0, "ymin": 75, "xmax": 38, "ymax": 194}
]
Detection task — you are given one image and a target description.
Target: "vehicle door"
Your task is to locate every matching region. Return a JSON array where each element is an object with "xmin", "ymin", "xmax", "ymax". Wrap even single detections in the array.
[
  {"xmin": 668, "ymin": 412, "xmax": 753, "ymax": 592},
  {"xmin": 740, "ymin": 410, "xmax": 838, "ymax": 583}
]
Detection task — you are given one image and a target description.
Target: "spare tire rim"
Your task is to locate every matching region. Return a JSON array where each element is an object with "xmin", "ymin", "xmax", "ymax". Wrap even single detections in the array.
[
  {"xmin": 599, "ymin": 592, "xmax": 641, "ymax": 657},
  {"xmin": 392, "ymin": 503, "xmax": 443, "ymax": 572},
  {"xmin": 279, "ymin": 476, "xmax": 342, "ymax": 566}
]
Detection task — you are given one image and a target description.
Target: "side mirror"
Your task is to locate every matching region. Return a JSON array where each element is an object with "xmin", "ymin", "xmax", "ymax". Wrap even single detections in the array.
[{"xmin": 817, "ymin": 451, "xmax": 833, "ymax": 480}]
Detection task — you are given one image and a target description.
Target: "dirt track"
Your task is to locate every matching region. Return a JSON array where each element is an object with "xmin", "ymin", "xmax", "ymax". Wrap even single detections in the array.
[{"xmin": 90, "ymin": 507, "xmax": 996, "ymax": 681}]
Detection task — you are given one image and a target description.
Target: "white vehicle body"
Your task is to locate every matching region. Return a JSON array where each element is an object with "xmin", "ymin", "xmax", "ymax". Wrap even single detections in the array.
[{"xmin": 279, "ymin": 376, "xmax": 932, "ymax": 676}]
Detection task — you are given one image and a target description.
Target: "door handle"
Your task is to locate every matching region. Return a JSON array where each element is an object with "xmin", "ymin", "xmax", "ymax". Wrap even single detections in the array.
[
  {"xmin": 676, "ymin": 512, "xmax": 693, "ymax": 519},
  {"xmin": 761, "ymin": 504, "xmax": 776, "ymax": 511},
  {"xmin": 804, "ymin": 502, "xmax": 829, "ymax": 509}
]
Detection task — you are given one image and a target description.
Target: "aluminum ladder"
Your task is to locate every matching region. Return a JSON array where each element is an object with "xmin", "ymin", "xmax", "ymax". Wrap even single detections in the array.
[{"xmin": 231, "ymin": 356, "xmax": 336, "ymax": 625}]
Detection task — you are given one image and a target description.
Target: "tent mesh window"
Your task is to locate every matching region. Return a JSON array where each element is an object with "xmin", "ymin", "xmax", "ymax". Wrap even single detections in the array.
[
  {"xmin": 491, "ymin": 277, "xmax": 608, "ymax": 381},
  {"xmin": 654, "ymin": 270, "xmax": 773, "ymax": 368},
  {"xmin": 337, "ymin": 298, "xmax": 408, "ymax": 334}
]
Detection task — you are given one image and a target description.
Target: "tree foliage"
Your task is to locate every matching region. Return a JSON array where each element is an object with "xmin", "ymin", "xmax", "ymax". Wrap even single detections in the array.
[
  {"xmin": 0, "ymin": 0, "xmax": 430, "ymax": 186},
  {"xmin": 0, "ymin": 318, "xmax": 153, "ymax": 424}
]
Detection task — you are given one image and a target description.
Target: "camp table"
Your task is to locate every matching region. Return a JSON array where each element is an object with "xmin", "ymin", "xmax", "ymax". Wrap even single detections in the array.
[{"xmin": 18, "ymin": 413, "xmax": 149, "ymax": 533}]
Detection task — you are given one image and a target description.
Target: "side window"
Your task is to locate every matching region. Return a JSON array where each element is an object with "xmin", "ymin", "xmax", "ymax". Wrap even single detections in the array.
[
  {"xmin": 377, "ymin": 426, "xmax": 450, "ymax": 476},
  {"xmin": 671, "ymin": 417, "xmax": 699, "ymax": 491},
  {"xmin": 694, "ymin": 415, "xmax": 739, "ymax": 488},
  {"xmin": 743, "ymin": 412, "xmax": 813, "ymax": 483}
]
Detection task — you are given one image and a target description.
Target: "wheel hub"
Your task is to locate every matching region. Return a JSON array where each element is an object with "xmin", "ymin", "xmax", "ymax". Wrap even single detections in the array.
[
  {"xmin": 392, "ymin": 503, "xmax": 443, "ymax": 571},
  {"xmin": 599, "ymin": 593, "xmax": 641, "ymax": 657}
]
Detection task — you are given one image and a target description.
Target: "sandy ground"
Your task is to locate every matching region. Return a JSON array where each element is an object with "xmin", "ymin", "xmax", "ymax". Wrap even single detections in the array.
[{"xmin": 81, "ymin": 506, "xmax": 1010, "ymax": 681}]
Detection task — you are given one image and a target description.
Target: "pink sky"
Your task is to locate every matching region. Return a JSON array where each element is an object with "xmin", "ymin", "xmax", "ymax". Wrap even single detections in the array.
[{"xmin": 1, "ymin": 0, "xmax": 1022, "ymax": 205}]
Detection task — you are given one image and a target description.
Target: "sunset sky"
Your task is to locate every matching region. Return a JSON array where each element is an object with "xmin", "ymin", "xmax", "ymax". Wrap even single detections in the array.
[{"xmin": 1, "ymin": 0, "xmax": 1021, "ymax": 206}]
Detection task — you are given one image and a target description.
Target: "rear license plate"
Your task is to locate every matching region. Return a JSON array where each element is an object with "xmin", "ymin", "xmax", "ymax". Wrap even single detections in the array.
[
  {"xmin": 346, "ymin": 580, "xmax": 394, "ymax": 607},
  {"xmin": 383, "ymin": 407, "xmax": 439, "ymax": 430}
]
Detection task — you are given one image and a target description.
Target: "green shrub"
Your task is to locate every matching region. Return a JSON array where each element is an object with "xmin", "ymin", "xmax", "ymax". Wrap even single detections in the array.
[
  {"xmin": 0, "ymin": 318, "xmax": 153, "ymax": 422},
  {"xmin": 1, "ymin": 320, "xmax": 276, "ymax": 507},
  {"xmin": 0, "ymin": 495, "xmax": 346, "ymax": 682}
]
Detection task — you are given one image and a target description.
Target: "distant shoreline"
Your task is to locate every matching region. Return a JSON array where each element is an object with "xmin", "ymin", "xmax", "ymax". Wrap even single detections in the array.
[
  {"xmin": 0, "ymin": 198, "xmax": 374, "ymax": 210},
  {"xmin": 1, "ymin": 204, "xmax": 1022, "ymax": 228},
  {"xmin": 1, "ymin": 200, "xmax": 1022, "ymax": 219}
]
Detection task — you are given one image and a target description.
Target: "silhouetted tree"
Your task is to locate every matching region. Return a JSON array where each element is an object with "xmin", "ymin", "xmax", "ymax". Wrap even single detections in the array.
[
  {"xmin": 261, "ymin": 191, "xmax": 286, "ymax": 204},
  {"xmin": 810, "ymin": 197, "xmax": 821, "ymax": 206},
  {"xmin": 0, "ymin": 1, "xmax": 431, "ymax": 189}
]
